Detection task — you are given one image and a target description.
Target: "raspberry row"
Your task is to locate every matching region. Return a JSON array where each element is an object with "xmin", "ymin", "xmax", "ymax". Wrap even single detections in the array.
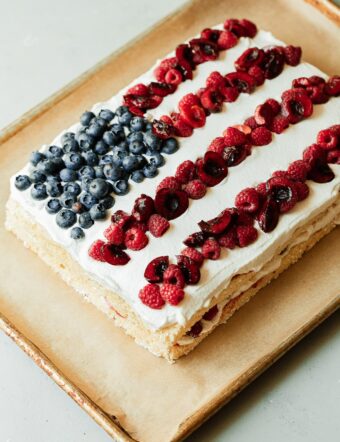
[
  {"xmin": 151, "ymin": 44, "xmax": 302, "ymax": 138},
  {"xmin": 137, "ymin": 124, "xmax": 340, "ymax": 311},
  {"xmin": 123, "ymin": 18, "xmax": 258, "ymax": 116},
  {"xmin": 87, "ymin": 75, "xmax": 339, "ymax": 264}
]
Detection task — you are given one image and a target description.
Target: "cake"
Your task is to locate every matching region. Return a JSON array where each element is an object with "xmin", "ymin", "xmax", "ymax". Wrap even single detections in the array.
[{"xmin": 6, "ymin": 18, "xmax": 340, "ymax": 362}]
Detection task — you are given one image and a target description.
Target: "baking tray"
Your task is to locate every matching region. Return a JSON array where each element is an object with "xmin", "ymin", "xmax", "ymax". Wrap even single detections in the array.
[{"xmin": 0, "ymin": 0, "xmax": 339, "ymax": 441}]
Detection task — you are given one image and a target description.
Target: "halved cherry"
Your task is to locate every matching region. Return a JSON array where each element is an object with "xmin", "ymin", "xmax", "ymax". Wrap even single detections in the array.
[{"xmin": 144, "ymin": 256, "xmax": 169, "ymax": 283}]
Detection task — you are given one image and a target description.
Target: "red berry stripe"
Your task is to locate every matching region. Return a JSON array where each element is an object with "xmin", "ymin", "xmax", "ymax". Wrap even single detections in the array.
[
  {"xmin": 123, "ymin": 18, "xmax": 258, "ymax": 116},
  {"xmin": 138, "ymin": 124, "xmax": 340, "ymax": 312},
  {"xmin": 151, "ymin": 44, "xmax": 302, "ymax": 138},
  {"xmin": 88, "ymin": 75, "xmax": 338, "ymax": 265}
]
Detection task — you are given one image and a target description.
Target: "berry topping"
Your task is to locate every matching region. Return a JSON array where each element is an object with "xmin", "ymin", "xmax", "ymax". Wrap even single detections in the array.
[
  {"xmin": 235, "ymin": 47, "xmax": 264, "ymax": 71},
  {"xmin": 111, "ymin": 210, "xmax": 132, "ymax": 229},
  {"xmin": 260, "ymin": 47, "xmax": 284, "ymax": 79},
  {"xmin": 139, "ymin": 284, "xmax": 165, "ymax": 309},
  {"xmin": 218, "ymin": 227, "xmax": 238, "ymax": 249},
  {"xmin": 217, "ymin": 30, "xmax": 238, "ymax": 49},
  {"xmin": 287, "ymin": 160, "xmax": 309, "ymax": 181},
  {"xmin": 163, "ymin": 264, "xmax": 185, "ymax": 288},
  {"xmin": 235, "ymin": 188, "xmax": 261, "ymax": 213},
  {"xmin": 177, "ymin": 255, "xmax": 201, "ymax": 284},
  {"xmin": 223, "ymin": 126, "xmax": 247, "ymax": 146},
  {"xmin": 132, "ymin": 194, "xmax": 155, "ymax": 222},
  {"xmin": 104, "ymin": 224, "xmax": 125, "ymax": 246},
  {"xmin": 55, "ymin": 209, "xmax": 76, "ymax": 228},
  {"xmin": 199, "ymin": 210, "xmax": 232, "ymax": 235},
  {"xmin": 307, "ymin": 158, "xmax": 335, "ymax": 183},
  {"xmin": 181, "ymin": 247, "xmax": 204, "ymax": 267},
  {"xmin": 124, "ymin": 226, "xmax": 148, "ymax": 251},
  {"xmin": 317, "ymin": 128, "xmax": 338, "ymax": 150},
  {"xmin": 222, "ymin": 145, "xmax": 248, "ymax": 167},
  {"xmin": 189, "ymin": 38, "xmax": 219, "ymax": 64},
  {"xmin": 184, "ymin": 179, "xmax": 207, "ymax": 199},
  {"xmin": 225, "ymin": 71, "xmax": 256, "ymax": 93},
  {"xmin": 254, "ymin": 102, "xmax": 274, "ymax": 126},
  {"xmin": 202, "ymin": 238, "xmax": 221, "ymax": 260},
  {"xmin": 200, "ymin": 87, "xmax": 224, "ymax": 112},
  {"xmin": 101, "ymin": 244, "xmax": 130, "ymax": 266},
  {"xmin": 15, "ymin": 175, "xmax": 31, "ymax": 191},
  {"xmin": 269, "ymin": 114, "xmax": 290, "ymax": 134},
  {"xmin": 236, "ymin": 225, "xmax": 258, "ymax": 247},
  {"xmin": 88, "ymin": 240, "xmax": 106, "ymax": 262},
  {"xmin": 148, "ymin": 214, "xmax": 170, "ymax": 237},
  {"xmin": 144, "ymin": 256, "xmax": 169, "ymax": 283},
  {"xmin": 257, "ymin": 198, "xmax": 280, "ymax": 233},
  {"xmin": 180, "ymin": 103, "xmax": 206, "ymax": 128},
  {"xmin": 160, "ymin": 284, "xmax": 184, "ymax": 306},
  {"xmin": 175, "ymin": 160, "xmax": 196, "ymax": 184},
  {"xmin": 250, "ymin": 127, "xmax": 272, "ymax": 146},
  {"xmin": 154, "ymin": 188, "xmax": 189, "ymax": 220},
  {"xmin": 282, "ymin": 89, "xmax": 313, "ymax": 123},
  {"xmin": 325, "ymin": 75, "xmax": 340, "ymax": 96},
  {"xmin": 267, "ymin": 177, "xmax": 298, "ymax": 213},
  {"xmin": 196, "ymin": 151, "xmax": 228, "ymax": 186},
  {"xmin": 157, "ymin": 176, "xmax": 181, "ymax": 192},
  {"xmin": 183, "ymin": 231, "xmax": 207, "ymax": 247},
  {"xmin": 224, "ymin": 18, "xmax": 257, "ymax": 38},
  {"xmin": 283, "ymin": 45, "xmax": 302, "ymax": 66}
]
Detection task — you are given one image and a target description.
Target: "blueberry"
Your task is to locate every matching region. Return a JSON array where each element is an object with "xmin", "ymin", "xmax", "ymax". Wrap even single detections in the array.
[
  {"xmin": 46, "ymin": 181, "xmax": 63, "ymax": 197},
  {"xmin": 80, "ymin": 111, "xmax": 95, "ymax": 126},
  {"xmin": 46, "ymin": 175, "xmax": 61, "ymax": 183},
  {"xmin": 87, "ymin": 121, "xmax": 105, "ymax": 139},
  {"xmin": 103, "ymin": 163, "xmax": 124, "ymax": 181},
  {"xmin": 60, "ymin": 192, "xmax": 77, "ymax": 209},
  {"xmin": 80, "ymin": 176, "xmax": 92, "ymax": 191},
  {"xmin": 78, "ymin": 166, "xmax": 95, "ymax": 179},
  {"xmin": 131, "ymin": 170, "xmax": 144, "ymax": 183},
  {"xmin": 89, "ymin": 178, "xmax": 109, "ymax": 199},
  {"xmin": 118, "ymin": 140, "xmax": 129, "ymax": 150},
  {"xmin": 63, "ymin": 182, "xmax": 81, "ymax": 196},
  {"xmin": 62, "ymin": 138, "xmax": 79, "ymax": 153},
  {"xmin": 136, "ymin": 155, "xmax": 147, "ymax": 168},
  {"xmin": 78, "ymin": 132, "xmax": 95, "ymax": 151},
  {"xmin": 45, "ymin": 198, "xmax": 62, "ymax": 214},
  {"xmin": 51, "ymin": 157, "xmax": 65, "ymax": 172},
  {"xmin": 31, "ymin": 183, "xmax": 48, "ymax": 200},
  {"xmin": 149, "ymin": 153, "xmax": 165, "ymax": 168},
  {"xmin": 144, "ymin": 132, "xmax": 161, "ymax": 151},
  {"xmin": 110, "ymin": 124, "xmax": 125, "ymax": 140},
  {"xmin": 61, "ymin": 132, "xmax": 75, "ymax": 144},
  {"xmin": 15, "ymin": 175, "xmax": 31, "ymax": 190},
  {"xmin": 70, "ymin": 226, "xmax": 85, "ymax": 240},
  {"xmin": 94, "ymin": 165, "xmax": 105, "ymax": 178},
  {"xmin": 90, "ymin": 203, "xmax": 107, "ymax": 220},
  {"xmin": 56, "ymin": 209, "xmax": 76, "ymax": 229},
  {"xmin": 112, "ymin": 179, "xmax": 129, "ymax": 195},
  {"xmin": 59, "ymin": 168, "xmax": 77, "ymax": 182},
  {"xmin": 99, "ymin": 108, "xmax": 115, "ymax": 122},
  {"xmin": 116, "ymin": 105, "xmax": 129, "ymax": 116},
  {"xmin": 118, "ymin": 111, "xmax": 133, "ymax": 126},
  {"xmin": 145, "ymin": 122, "xmax": 153, "ymax": 132},
  {"xmin": 30, "ymin": 151, "xmax": 45, "ymax": 166},
  {"xmin": 64, "ymin": 153, "xmax": 84, "ymax": 170},
  {"xmin": 101, "ymin": 195, "xmax": 115, "ymax": 209},
  {"xmin": 129, "ymin": 140, "xmax": 145, "ymax": 155},
  {"xmin": 122, "ymin": 155, "xmax": 139, "ymax": 172},
  {"xmin": 112, "ymin": 146, "xmax": 128, "ymax": 166},
  {"xmin": 79, "ymin": 211, "xmax": 94, "ymax": 229},
  {"xmin": 79, "ymin": 192, "xmax": 98, "ymax": 209},
  {"xmin": 127, "ymin": 131, "xmax": 144, "ymax": 144},
  {"xmin": 94, "ymin": 140, "xmax": 109, "ymax": 155},
  {"xmin": 71, "ymin": 201, "xmax": 85, "ymax": 214},
  {"xmin": 99, "ymin": 154, "xmax": 114, "ymax": 165},
  {"xmin": 162, "ymin": 137, "xmax": 179, "ymax": 154},
  {"xmin": 103, "ymin": 130, "xmax": 120, "ymax": 146},
  {"xmin": 82, "ymin": 151, "xmax": 99, "ymax": 166},
  {"xmin": 30, "ymin": 170, "xmax": 46, "ymax": 183},
  {"xmin": 130, "ymin": 116, "xmax": 145, "ymax": 132},
  {"xmin": 143, "ymin": 163, "xmax": 158, "ymax": 178},
  {"xmin": 46, "ymin": 145, "xmax": 63, "ymax": 158},
  {"xmin": 37, "ymin": 159, "xmax": 57, "ymax": 175}
]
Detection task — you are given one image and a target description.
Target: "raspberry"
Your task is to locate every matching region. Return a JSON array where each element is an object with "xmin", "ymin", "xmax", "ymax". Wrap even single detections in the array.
[
  {"xmin": 196, "ymin": 152, "xmax": 228, "ymax": 187},
  {"xmin": 287, "ymin": 160, "xmax": 309, "ymax": 181},
  {"xmin": 88, "ymin": 240, "xmax": 105, "ymax": 262},
  {"xmin": 295, "ymin": 181, "xmax": 310, "ymax": 201},
  {"xmin": 124, "ymin": 227, "xmax": 148, "ymax": 251},
  {"xmin": 217, "ymin": 30, "xmax": 238, "ymax": 49},
  {"xmin": 165, "ymin": 68, "xmax": 182, "ymax": 85},
  {"xmin": 132, "ymin": 194, "xmax": 155, "ymax": 223},
  {"xmin": 267, "ymin": 176, "xmax": 298, "ymax": 213},
  {"xmin": 177, "ymin": 255, "xmax": 201, "ymax": 284},
  {"xmin": 199, "ymin": 210, "xmax": 232, "ymax": 236},
  {"xmin": 183, "ymin": 231, "xmax": 207, "ymax": 247},
  {"xmin": 327, "ymin": 150, "xmax": 340, "ymax": 164},
  {"xmin": 254, "ymin": 102, "xmax": 274, "ymax": 126},
  {"xmin": 186, "ymin": 321, "xmax": 203, "ymax": 338},
  {"xmin": 244, "ymin": 116, "xmax": 259, "ymax": 130},
  {"xmin": 103, "ymin": 224, "xmax": 125, "ymax": 246},
  {"xmin": 144, "ymin": 256, "xmax": 169, "ymax": 283},
  {"xmin": 139, "ymin": 284, "xmax": 165, "ymax": 309},
  {"xmin": 147, "ymin": 214, "xmax": 170, "ymax": 237},
  {"xmin": 225, "ymin": 71, "xmax": 256, "ymax": 93},
  {"xmin": 236, "ymin": 225, "xmax": 258, "ymax": 247},
  {"xmin": 236, "ymin": 209, "xmax": 255, "ymax": 226},
  {"xmin": 154, "ymin": 57, "xmax": 178, "ymax": 82},
  {"xmin": 203, "ymin": 305, "xmax": 219, "ymax": 321},
  {"xmin": 282, "ymin": 89, "xmax": 313, "ymax": 124},
  {"xmin": 206, "ymin": 71, "xmax": 225, "ymax": 89},
  {"xmin": 201, "ymin": 28, "xmax": 221, "ymax": 43},
  {"xmin": 184, "ymin": 179, "xmax": 207, "ymax": 199},
  {"xmin": 257, "ymin": 198, "xmax": 280, "ymax": 232},
  {"xmin": 223, "ymin": 126, "xmax": 247, "ymax": 146},
  {"xmin": 325, "ymin": 75, "xmax": 340, "ymax": 97},
  {"xmin": 250, "ymin": 127, "xmax": 272, "ymax": 146},
  {"xmin": 303, "ymin": 143, "xmax": 326, "ymax": 162},
  {"xmin": 235, "ymin": 188, "xmax": 261, "ymax": 213},
  {"xmin": 156, "ymin": 176, "xmax": 181, "ymax": 192},
  {"xmin": 202, "ymin": 238, "xmax": 221, "ymax": 260},
  {"xmin": 175, "ymin": 160, "xmax": 196, "ymax": 184},
  {"xmin": 111, "ymin": 210, "xmax": 132, "ymax": 230},
  {"xmin": 283, "ymin": 45, "xmax": 302, "ymax": 66},
  {"xmin": 127, "ymin": 83, "xmax": 149, "ymax": 96},
  {"xmin": 178, "ymin": 93, "xmax": 200, "ymax": 112},
  {"xmin": 269, "ymin": 114, "xmax": 290, "ymax": 134},
  {"xmin": 149, "ymin": 82, "xmax": 175, "ymax": 97},
  {"xmin": 233, "ymin": 124, "xmax": 252, "ymax": 135},
  {"xmin": 208, "ymin": 137, "xmax": 226, "ymax": 156},
  {"xmin": 256, "ymin": 182, "xmax": 268, "ymax": 197},
  {"xmin": 317, "ymin": 128, "xmax": 338, "ymax": 150},
  {"xmin": 218, "ymin": 227, "xmax": 238, "ymax": 249},
  {"xmin": 160, "ymin": 284, "xmax": 185, "ymax": 306},
  {"xmin": 239, "ymin": 19, "xmax": 257, "ymax": 38},
  {"xmin": 181, "ymin": 247, "xmax": 204, "ymax": 266},
  {"xmin": 248, "ymin": 65, "xmax": 265, "ymax": 86},
  {"xmin": 101, "ymin": 244, "xmax": 130, "ymax": 266},
  {"xmin": 180, "ymin": 104, "xmax": 206, "ymax": 128},
  {"xmin": 265, "ymin": 98, "xmax": 281, "ymax": 115},
  {"xmin": 154, "ymin": 188, "xmax": 189, "ymax": 220},
  {"xmin": 235, "ymin": 48, "xmax": 264, "ymax": 72},
  {"xmin": 163, "ymin": 264, "xmax": 185, "ymax": 288},
  {"xmin": 172, "ymin": 114, "xmax": 194, "ymax": 137}
]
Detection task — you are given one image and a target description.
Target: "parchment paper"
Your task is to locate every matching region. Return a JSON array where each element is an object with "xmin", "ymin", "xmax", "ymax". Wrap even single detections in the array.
[{"xmin": 0, "ymin": 1, "xmax": 339, "ymax": 441}]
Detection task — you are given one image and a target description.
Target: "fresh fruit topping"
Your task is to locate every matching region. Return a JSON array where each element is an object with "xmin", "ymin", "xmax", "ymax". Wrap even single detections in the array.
[
  {"xmin": 132, "ymin": 194, "xmax": 155, "ymax": 222},
  {"xmin": 281, "ymin": 89, "xmax": 313, "ymax": 123},
  {"xmin": 124, "ymin": 227, "xmax": 148, "ymax": 251},
  {"xmin": 154, "ymin": 188, "xmax": 189, "ymax": 220},
  {"xmin": 88, "ymin": 240, "xmax": 106, "ymax": 262},
  {"xmin": 248, "ymin": 65, "xmax": 265, "ymax": 86},
  {"xmin": 224, "ymin": 18, "xmax": 257, "ymax": 38},
  {"xmin": 196, "ymin": 151, "xmax": 228, "ymax": 186},
  {"xmin": 235, "ymin": 188, "xmax": 261, "ymax": 213},
  {"xmin": 267, "ymin": 177, "xmax": 298, "ymax": 213},
  {"xmin": 269, "ymin": 114, "xmax": 290, "ymax": 134},
  {"xmin": 200, "ymin": 87, "xmax": 224, "ymax": 112},
  {"xmin": 157, "ymin": 176, "xmax": 181, "ymax": 192},
  {"xmin": 183, "ymin": 231, "xmax": 207, "ymax": 247},
  {"xmin": 260, "ymin": 47, "xmax": 284, "ymax": 79},
  {"xmin": 225, "ymin": 71, "xmax": 256, "ymax": 93},
  {"xmin": 235, "ymin": 47, "xmax": 264, "ymax": 71},
  {"xmin": 223, "ymin": 126, "xmax": 247, "ymax": 146},
  {"xmin": 217, "ymin": 30, "xmax": 238, "ymax": 49},
  {"xmin": 325, "ymin": 75, "xmax": 340, "ymax": 96},
  {"xmin": 163, "ymin": 264, "xmax": 185, "ymax": 288},
  {"xmin": 250, "ymin": 127, "xmax": 272, "ymax": 146},
  {"xmin": 254, "ymin": 102, "xmax": 274, "ymax": 126},
  {"xmin": 177, "ymin": 255, "xmax": 201, "ymax": 284},
  {"xmin": 317, "ymin": 128, "xmax": 338, "ymax": 150},
  {"xmin": 111, "ymin": 210, "xmax": 132, "ymax": 230},
  {"xmin": 283, "ymin": 45, "xmax": 302, "ymax": 66},
  {"xmin": 202, "ymin": 238, "xmax": 221, "ymax": 260},
  {"xmin": 160, "ymin": 284, "xmax": 185, "ymax": 305},
  {"xmin": 139, "ymin": 284, "xmax": 165, "ymax": 309},
  {"xmin": 184, "ymin": 179, "xmax": 207, "ymax": 199},
  {"xmin": 327, "ymin": 150, "xmax": 340, "ymax": 164},
  {"xmin": 222, "ymin": 145, "xmax": 248, "ymax": 167},
  {"xmin": 199, "ymin": 210, "xmax": 232, "ymax": 235},
  {"xmin": 181, "ymin": 247, "xmax": 204, "ymax": 266},
  {"xmin": 287, "ymin": 160, "xmax": 309, "ymax": 181},
  {"xmin": 189, "ymin": 38, "xmax": 219, "ymax": 64},
  {"xmin": 144, "ymin": 256, "xmax": 169, "ymax": 283},
  {"xmin": 218, "ymin": 227, "xmax": 238, "ymax": 249},
  {"xmin": 307, "ymin": 158, "xmax": 335, "ymax": 183},
  {"xmin": 180, "ymin": 103, "xmax": 206, "ymax": 128},
  {"xmin": 175, "ymin": 160, "xmax": 196, "ymax": 184},
  {"xmin": 236, "ymin": 225, "xmax": 258, "ymax": 247},
  {"xmin": 295, "ymin": 181, "xmax": 310, "ymax": 201},
  {"xmin": 148, "ymin": 214, "xmax": 170, "ymax": 237},
  {"xmin": 104, "ymin": 224, "xmax": 125, "ymax": 245},
  {"xmin": 101, "ymin": 244, "xmax": 130, "ymax": 265},
  {"xmin": 152, "ymin": 119, "xmax": 174, "ymax": 139},
  {"xmin": 257, "ymin": 198, "xmax": 280, "ymax": 232}
]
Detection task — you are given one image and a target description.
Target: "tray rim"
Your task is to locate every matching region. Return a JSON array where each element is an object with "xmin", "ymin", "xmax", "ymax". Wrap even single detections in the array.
[{"xmin": 0, "ymin": 0, "xmax": 339, "ymax": 441}]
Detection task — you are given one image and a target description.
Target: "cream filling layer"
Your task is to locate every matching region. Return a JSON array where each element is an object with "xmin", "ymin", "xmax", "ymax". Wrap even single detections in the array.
[{"xmin": 9, "ymin": 29, "xmax": 340, "ymax": 331}]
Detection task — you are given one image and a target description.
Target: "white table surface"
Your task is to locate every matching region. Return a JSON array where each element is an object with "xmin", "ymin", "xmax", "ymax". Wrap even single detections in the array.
[{"xmin": 0, "ymin": 1, "xmax": 339, "ymax": 441}]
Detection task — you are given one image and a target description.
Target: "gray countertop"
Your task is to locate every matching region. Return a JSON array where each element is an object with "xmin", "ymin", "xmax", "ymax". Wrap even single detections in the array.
[{"xmin": 0, "ymin": 1, "xmax": 339, "ymax": 441}]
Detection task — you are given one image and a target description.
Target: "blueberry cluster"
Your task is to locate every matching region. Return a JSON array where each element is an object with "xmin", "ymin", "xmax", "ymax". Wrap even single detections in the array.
[{"xmin": 14, "ymin": 106, "xmax": 179, "ymax": 239}]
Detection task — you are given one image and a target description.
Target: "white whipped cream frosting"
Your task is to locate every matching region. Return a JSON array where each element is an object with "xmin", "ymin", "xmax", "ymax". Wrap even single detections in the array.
[{"xmin": 9, "ymin": 28, "xmax": 340, "ymax": 331}]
